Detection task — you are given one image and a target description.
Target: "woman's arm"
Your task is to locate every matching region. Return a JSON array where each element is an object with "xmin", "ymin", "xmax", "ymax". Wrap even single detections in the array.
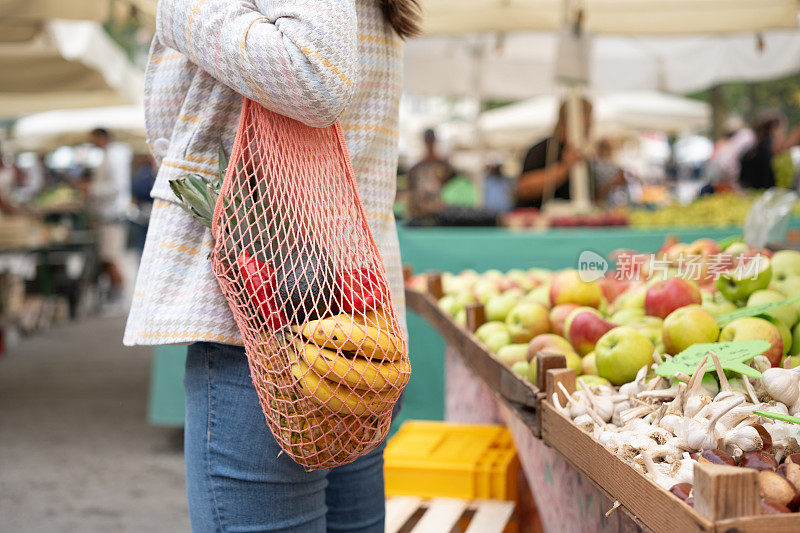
[
  {"xmin": 516, "ymin": 162, "xmax": 570, "ymax": 201},
  {"xmin": 156, "ymin": 0, "xmax": 358, "ymax": 127}
]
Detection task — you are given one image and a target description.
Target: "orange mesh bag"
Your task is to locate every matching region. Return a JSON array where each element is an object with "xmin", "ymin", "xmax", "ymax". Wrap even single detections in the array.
[{"xmin": 210, "ymin": 98, "xmax": 410, "ymax": 469}]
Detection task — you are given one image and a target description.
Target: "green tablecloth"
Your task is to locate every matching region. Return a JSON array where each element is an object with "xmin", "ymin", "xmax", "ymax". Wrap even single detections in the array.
[{"xmin": 149, "ymin": 223, "xmax": 794, "ymax": 429}]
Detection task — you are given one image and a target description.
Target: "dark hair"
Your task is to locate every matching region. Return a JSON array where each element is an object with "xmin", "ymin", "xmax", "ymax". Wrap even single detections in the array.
[
  {"xmin": 380, "ymin": 0, "xmax": 422, "ymax": 39},
  {"xmin": 423, "ymin": 128, "xmax": 436, "ymax": 142},
  {"xmin": 90, "ymin": 128, "xmax": 110, "ymax": 139}
]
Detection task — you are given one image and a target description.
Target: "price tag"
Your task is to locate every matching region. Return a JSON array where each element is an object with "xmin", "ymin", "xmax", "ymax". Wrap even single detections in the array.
[
  {"xmin": 716, "ymin": 296, "xmax": 800, "ymax": 326},
  {"xmin": 753, "ymin": 410, "xmax": 800, "ymax": 425},
  {"xmin": 656, "ymin": 341, "xmax": 767, "ymax": 379}
]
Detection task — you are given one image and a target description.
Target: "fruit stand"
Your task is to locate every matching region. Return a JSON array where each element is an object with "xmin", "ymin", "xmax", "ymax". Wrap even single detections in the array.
[{"xmin": 405, "ymin": 234, "xmax": 800, "ymax": 532}]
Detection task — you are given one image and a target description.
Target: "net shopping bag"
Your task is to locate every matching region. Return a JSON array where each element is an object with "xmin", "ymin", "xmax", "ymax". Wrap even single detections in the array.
[{"xmin": 210, "ymin": 98, "xmax": 410, "ymax": 469}]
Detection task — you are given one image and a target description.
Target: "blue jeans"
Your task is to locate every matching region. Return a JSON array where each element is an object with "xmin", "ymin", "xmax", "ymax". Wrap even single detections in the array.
[{"xmin": 184, "ymin": 342, "xmax": 387, "ymax": 533}]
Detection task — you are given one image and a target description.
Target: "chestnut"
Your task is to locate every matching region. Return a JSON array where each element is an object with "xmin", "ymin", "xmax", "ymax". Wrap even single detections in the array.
[
  {"xmin": 698, "ymin": 449, "xmax": 736, "ymax": 467},
  {"xmin": 761, "ymin": 497, "xmax": 792, "ymax": 514},
  {"xmin": 684, "ymin": 496, "xmax": 695, "ymax": 508},
  {"xmin": 740, "ymin": 451, "xmax": 778, "ymax": 472},
  {"xmin": 669, "ymin": 483, "xmax": 693, "ymax": 502},
  {"xmin": 759, "ymin": 471, "xmax": 800, "ymax": 511},
  {"xmin": 787, "ymin": 453, "xmax": 800, "ymax": 466},
  {"xmin": 750, "ymin": 424, "xmax": 772, "ymax": 452},
  {"xmin": 777, "ymin": 463, "xmax": 789, "ymax": 478}
]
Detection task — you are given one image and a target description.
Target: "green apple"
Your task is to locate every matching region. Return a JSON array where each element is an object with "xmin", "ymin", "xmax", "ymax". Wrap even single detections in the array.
[
  {"xmin": 701, "ymin": 290, "xmax": 738, "ymax": 317},
  {"xmin": 454, "ymin": 309, "xmax": 466, "ymax": 327},
  {"xmin": 473, "ymin": 279, "xmax": 501, "ymax": 305},
  {"xmin": 714, "ymin": 256, "xmax": 772, "ymax": 305},
  {"xmin": 549, "ymin": 270, "xmax": 603, "ymax": 308},
  {"xmin": 582, "ymin": 352, "xmax": 598, "ymax": 375},
  {"xmin": 527, "ymin": 356, "xmax": 537, "ymax": 384},
  {"xmin": 523, "ymin": 285, "xmax": 551, "ymax": 308},
  {"xmin": 564, "ymin": 350, "xmax": 582, "ymax": 375},
  {"xmin": 577, "ymin": 375, "xmax": 611, "ymax": 389},
  {"xmin": 610, "ymin": 308, "xmax": 645, "ymax": 325},
  {"xmin": 662, "ymin": 305, "xmax": 720, "ymax": 355},
  {"xmin": 505, "ymin": 302, "xmax": 550, "ymax": 343},
  {"xmin": 792, "ymin": 321, "xmax": 800, "ymax": 355},
  {"xmin": 485, "ymin": 293, "xmax": 520, "ymax": 322},
  {"xmin": 770, "ymin": 250, "xmax": 800, "ymax": 292},
  {"xmin": 719, "ymin": 316, "xmax": 784, "ymax": 367},
  {"xmin": 594, "ymin": 326, "xmax": 655, "ymax": 385},
  {"xmin": 484, "ymin": 329, "xmax": 512, "ymax": 353},
  {"xmin": 724, "ymin": 242, "xmax": 749, "ymax": 256},
  {"xmin": 612, "ymin": 285, "xmax": 647, "ymax": 312},
  {"xmin": 765, "ymin": 317, "xmax": 792, "ymax": 355},
  {"xmin": 496, "ymin": 343, "xmax": 530, "ymax": 367},
  {"xmin": 475, "ymin": 321, "xmax": 508, "ymax": 343},
  {"xmin": 747, "ymin": 290, "xmax": 798, "ymax": 328},
  {"xmin": 511, "ymin": 360, "xmax": 530, "ymax": 377}
]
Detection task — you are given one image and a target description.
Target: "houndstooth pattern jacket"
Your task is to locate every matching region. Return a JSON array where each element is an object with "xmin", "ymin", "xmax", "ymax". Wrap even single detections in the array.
[{"xmin": 124, "ymin": 0, "xmax": 406, "ymax": 346}]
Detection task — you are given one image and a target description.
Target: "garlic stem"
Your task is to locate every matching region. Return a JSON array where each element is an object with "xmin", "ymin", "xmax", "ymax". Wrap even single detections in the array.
[
  {"xmin": 709, "ymin": 350, "xmax": 730, "ymax": 392},
  {"xmin": 743, "ymin": 377, "xmax": 760, "ymax": 405}
]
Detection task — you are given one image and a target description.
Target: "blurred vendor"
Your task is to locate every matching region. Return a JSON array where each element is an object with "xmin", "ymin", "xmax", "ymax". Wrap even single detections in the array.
[
  {"xmin": 515, "ymin": 99, "xmax": 592, "ymax": 209},
  {"xmin": 739, "ymin": 110, "xmax": 800, "ymax": 190},
  {"xmin": 407, "ymin": 129, "xmax": 456, "ymax": 219}
]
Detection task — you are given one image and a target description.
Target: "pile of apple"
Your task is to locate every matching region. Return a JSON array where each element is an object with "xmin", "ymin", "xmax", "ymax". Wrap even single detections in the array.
[{"xmin": 435, "ymin": 239, "xmax": 800, "ymax": 389}]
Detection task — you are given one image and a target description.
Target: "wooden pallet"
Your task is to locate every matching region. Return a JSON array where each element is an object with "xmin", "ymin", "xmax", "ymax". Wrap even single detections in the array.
[{"xmin": 386, "ymin": 496, "xmax": 515, "ymax": 533}]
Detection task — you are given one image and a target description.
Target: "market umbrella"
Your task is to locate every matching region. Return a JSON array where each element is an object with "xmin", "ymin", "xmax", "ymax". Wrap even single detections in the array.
[
  {"xmin": 0, "ymin": 20, "xmax": 144, "ymax": 118},
  {"xmin": 420, "ymin": 0, "xmax": 800, "ymax": 35},
  {"xmin": 11, "ymin": 105, "xmax": 146, "ymax": 153}
]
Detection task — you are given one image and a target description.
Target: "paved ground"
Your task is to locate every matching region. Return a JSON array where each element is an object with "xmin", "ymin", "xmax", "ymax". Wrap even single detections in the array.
[{"xmin": 0, "ymin": 315, "xmax": 189, "ymax": 532}]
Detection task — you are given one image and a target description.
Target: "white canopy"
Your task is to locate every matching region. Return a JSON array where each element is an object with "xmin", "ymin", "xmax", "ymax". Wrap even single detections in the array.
[
  {"xmin": 405, "ymin": 30, "xmax": 800, "ymax": 98},
  {"xmin": 11, "ymin": 105, "xmax": 146, "ymax": 153},
  {"xmin": 443, "ymin": 91, "xmax": 710, "ymax": 151},
  {"xmin": 420, "ymin": 0, "xmax": 800, "ymax": 35},
  {"xmin": 0, "ymin": 20, "xmax": 144, "ymax": 118}
]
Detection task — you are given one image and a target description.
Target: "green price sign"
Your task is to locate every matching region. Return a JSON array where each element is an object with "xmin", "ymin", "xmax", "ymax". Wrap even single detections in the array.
[
  {"xmin": 753, "ymin": 410, "xmax": 800, "ymax": 425},
  {"xmin": 716, "ymin": 296, "xmax": 800, "ymax": 326},
  {"xmin": 656, "ymin": 341, "xmax": 767, "ymax": 379}
]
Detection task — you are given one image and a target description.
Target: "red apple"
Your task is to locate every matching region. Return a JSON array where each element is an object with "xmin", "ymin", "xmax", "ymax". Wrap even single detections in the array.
[
  {"xmin": 549, "ymin": 270, "xmax": 603, "ymax": 308},
  {"xmin": 685, "ymin": 238, "xmax": 722, "ymax": 258},
  {"xmin": 549, "ymin": 304, "xmax": 580, "ymax": 337},
  {"xmin": 598, "ymin": 275, "xmax": 631, "ymax": 304},
  {"xmin": 644, "ymin": 277, "xmax": 701, "ymax": 319},
  {"xmin": 527, "ymin": 333, "xmax": 573, "ymax": 362},
  {"xmin": 565, "ymin": 307, "xmax": 618, "ymax": 356}
]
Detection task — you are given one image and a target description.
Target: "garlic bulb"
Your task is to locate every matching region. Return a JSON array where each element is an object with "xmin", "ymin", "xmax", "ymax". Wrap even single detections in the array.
[
  {"xmin": 686, "ymin": 397, "xmax": 744, "ymax": 451},
  {"xmin": 658, "ymin": 413, "xmax": 685, "ymax": 438},
  {"xmin": 579, "ymin": 378, "xmax": 615, "ymax": 422},
  {"xmin": 721, "ymin": 425, "xmax": 763, "ymax": 458},
  {"xmin": 642, "ymin": 451, "xmax": 681, "ymax": 491},
  {"xmin": 761, "ymin": 367, "xmax": 800, "ymax": 406},
  {"xmin": 619, "ymin": 365, "xmax": 649, "ymax": 397}
]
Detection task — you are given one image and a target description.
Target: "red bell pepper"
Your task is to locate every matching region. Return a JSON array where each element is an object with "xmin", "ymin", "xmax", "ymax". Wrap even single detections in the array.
[
  {"xmin": 338, "ymin": 267, "xmax": 385, "ymax": 313},
  {"xmin": 237, "ymin": 251, "xmax": 288, "ymax": 329}
]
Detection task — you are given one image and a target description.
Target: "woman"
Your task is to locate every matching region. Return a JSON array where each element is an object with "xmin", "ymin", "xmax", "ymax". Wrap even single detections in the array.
[
  {"xmin": 124, "ymin": 1, "xmax": 420, "ymax": 531},
  {"xmin": 739, "ymin": 110, "xmax": 800, "ymax": 190}
]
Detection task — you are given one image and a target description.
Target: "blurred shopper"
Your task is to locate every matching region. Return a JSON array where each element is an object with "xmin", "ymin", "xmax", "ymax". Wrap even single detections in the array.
[
  {"xmin": 87, "ymin": 128, "xmax": 132, "ymax": 301},
  {"xmin": 483, "ymin": 163, "xmax": 514, "ymax": 213},
  {"xmin": 739, "ymin": 110, "xmax": 800, "ymax": 190},
  {"xmin": 407, "ymin": 129, "xmax": 456, "ymax": 220},
  {"xmin": 0, "ymin": 147, "xmax": 25, "ymax": 215},
  {"xmin": 701, "ymin": 117, "xmax": 755, "ymax": 194},
  {"xmin": 516, "ymin": 99, "xmax": 591, "ymax": 208},
  {"xmin": 130, "ymin": 154, "xmax": 156, "ymax": 255},
  {"xmin": 593, "ymin": 138, "xmax": 629, "ymax": 206}
]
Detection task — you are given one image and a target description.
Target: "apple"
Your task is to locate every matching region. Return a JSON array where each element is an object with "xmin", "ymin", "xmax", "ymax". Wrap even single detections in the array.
[
  {"xmin": 507, "ymin": 269, "xmax": 536, "ymax": 291},
  {"xmin": 582, "ymin": 352, "xmax": 598, "ymax": 375},
  {"xmin": 644, "ymin": 277, "xmax": 702, "ymax": 319},
  {"xmin": 686, "ymin": 238, "xmax": 722, "ymax": 258},
  {"xmin": 577, "ymin": 375, "xmax": 612, "ymax": 389},
  {"xmin": 565, "ymin": 307, "xmax": 618, "ymax": 356},
  {"xmin": 747, "ymin": 289, "xmax": 798, "ymax": 328},
  {"xmin": 485, "ymin": 293, "xmax": 520, "ymax": 322},
  {"xmin": 496, "ymin": 343, "xmax": 530, "ymax": 366},
  {"xmin": 792, "ymin": 321, "xmax": 800, "ymax": 355},
  {"xmin": 701, "ymin": 289, "xmax": 738, "ymax": 317},
  {"xmin": 475, "ymin": 321, "xmax": 508, "ymax": 343},
  {"xmin": 523, "ymin": 285, "xmax": 551, "ymax": 308},
  {"xmin": 719, "ymin": 317, "xmax": 784, "ymax": 367},
  {"xmin": 438, "ymin": 295, "xmax": 462, "ymax": 317},
  {"xmin": 549, "ymin": 270, "xmax": 603, "ymax": 308},
  {"xmin": 454, "ymin": 309, "xmax": 466, "ymax": 327},
  {"xmin": 506, "ymin": 302, "xmax": 550, "ymax": 343},
  {"xmin": 724, "ymin": 241, "xmax": 749, "ymax": 256},
  {"xmin": 511, "ymin": 360, "xmax": 530, "ymax": 377},
  {"xmin": 715, "ymin": 255, "xmax": 772, "ymax": 305},
  {"xmin": 598, "ymin": 277, "xmax": 631, "ymax": 305},
  {"xmin": 765, "ymin": 317, "xmax": 792, "ymax": 355},
  {"xmin": 612, "ymin": 285, "xmax": 647, "ymax": 312},
  {"xmin": 550, "ymin": 304, "xmax": 580, "ymax": 336},
  {"xmin": 662, "ymin": 305, "xmax": 720, "ymax": 354},
  {"xmin": 527, "ymin": 333, "xmax": 574, "ymax": 362},
  {"xmin": 784, "ymin": 355, "xmax": 800, "ymax": 368},
  {"xmin": 594, "ymin": 326, "xmax": 656, "ymax": 385},
  {"xmin": 484, "ymin": 329, "xmax": 512, "ymax": 353},
  {"xmin": 770, "ymin": 251, "xmax": 800, "ymax": 290},
  {"xmin": 610, "ymin": 308, "xmax": 645, "ymax": 325},
  {"xmin": 473, "ymin": 279, "xmax": 501, "ymax": 305}
]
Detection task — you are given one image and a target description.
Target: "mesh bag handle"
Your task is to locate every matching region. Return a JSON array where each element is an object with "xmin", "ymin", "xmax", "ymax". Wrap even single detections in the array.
[{"xmin": 209, "ymin": 98, "xmax": 409, "ymax": 469}]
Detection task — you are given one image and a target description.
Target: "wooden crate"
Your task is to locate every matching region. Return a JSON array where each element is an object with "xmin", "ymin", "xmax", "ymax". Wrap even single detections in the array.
[
  {"xmin": 405, "ymin": 281, "xmax": 539, "ymax": 431},
  {"xmin": 386, "ymin": 496, "xmax": 516, "ymax": 533},
  {"xmin": 540, "ymin": 367, "xmax": 800, "ymax": 533}
]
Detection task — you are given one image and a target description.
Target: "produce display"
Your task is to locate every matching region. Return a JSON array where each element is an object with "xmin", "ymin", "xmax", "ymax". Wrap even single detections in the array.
[{"xmin": 430, "ymin": 235, "xmax": 800, "ymax": 515}]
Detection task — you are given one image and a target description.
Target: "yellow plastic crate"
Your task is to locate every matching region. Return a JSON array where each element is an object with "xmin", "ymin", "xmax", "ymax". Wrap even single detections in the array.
[{"xmin": 384, "ymin": 421, "xmax": 519, "ymax": 501}]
